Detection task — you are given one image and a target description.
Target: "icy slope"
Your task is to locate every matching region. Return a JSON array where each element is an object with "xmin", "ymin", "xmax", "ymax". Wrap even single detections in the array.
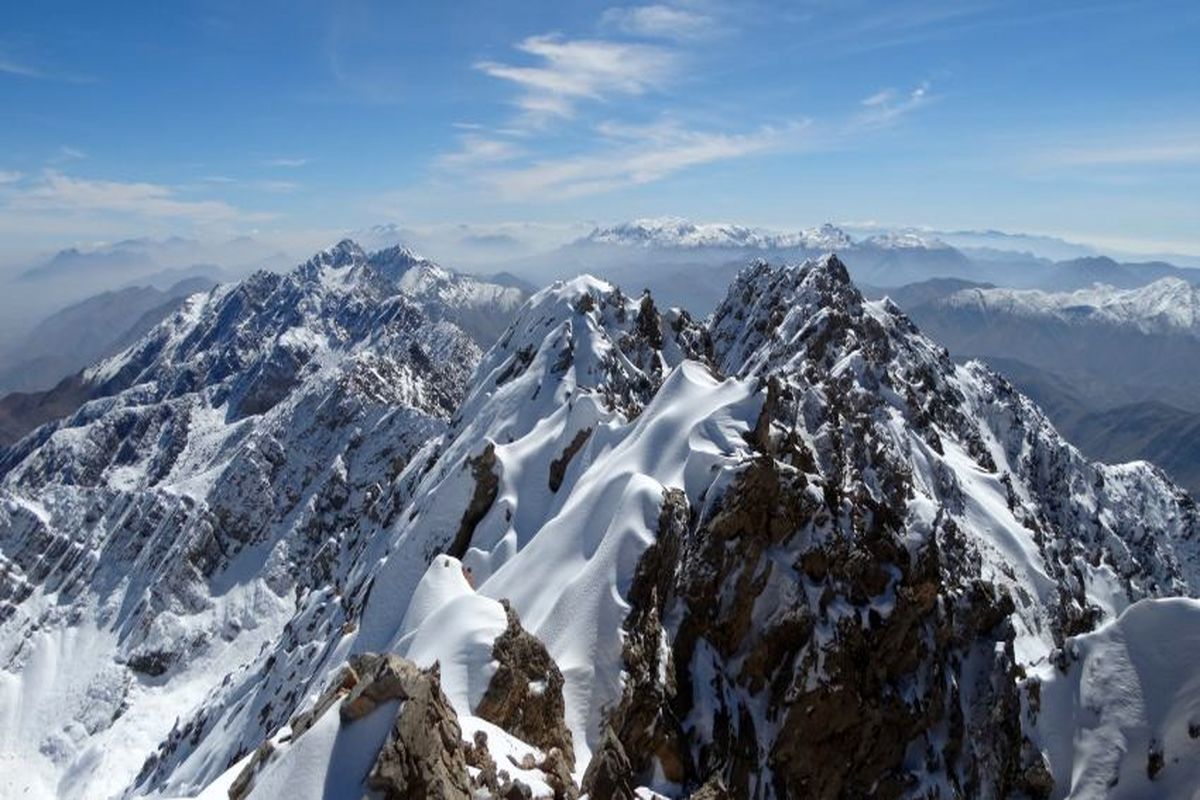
[
  {"xmin": 0, "ymin": 241, "xmax": 499, "ymax": 799},
  {"xmin": 128, "ymin": 274, "xmax": 733, "ymax": 796}
]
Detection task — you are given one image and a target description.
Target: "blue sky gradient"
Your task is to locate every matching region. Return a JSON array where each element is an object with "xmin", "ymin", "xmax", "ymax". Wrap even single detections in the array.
[{"xmin": 1, "ymin": 0, "xmax": 1197, "ymax": 259}]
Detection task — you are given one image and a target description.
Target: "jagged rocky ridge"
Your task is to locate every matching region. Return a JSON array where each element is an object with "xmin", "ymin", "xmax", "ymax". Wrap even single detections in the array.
[{"xmin": 2, "ymin": 253, "xmax": 1199, "ymax": 799}]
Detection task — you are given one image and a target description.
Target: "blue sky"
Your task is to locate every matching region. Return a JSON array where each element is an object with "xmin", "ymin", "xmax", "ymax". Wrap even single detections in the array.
[{"xmin": 1, "ymin": 0, "xmax": 1198, "ymax": 260}]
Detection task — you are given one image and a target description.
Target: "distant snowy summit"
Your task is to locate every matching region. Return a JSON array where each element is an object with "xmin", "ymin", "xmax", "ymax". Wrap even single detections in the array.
[
  {"xmin": 580, "ymin": 216, "xmax": 958, "ymax": 253},
  {"xmin": 581, "ymin": 216, "xmax": 854, "ymax": 250},
  {"xmin": 941, "ymin": 276, "xmax": 1200, "ymax": 338}
]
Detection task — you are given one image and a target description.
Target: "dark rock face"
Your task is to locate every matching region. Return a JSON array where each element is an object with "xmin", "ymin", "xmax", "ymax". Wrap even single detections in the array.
[
  {"xmin": 548, "ymin": 427, "xmax": 591, "ymax": 492},
  {"xmin": 126, "ymin": 649, "xmax": 178, "ymax": 677},
  {"xmin": 448, "ymin": 443, "xmax": 499, "ymax": 558},
  {"xmin": 594, "ymin": 488, "xmax": 692, "ymax": 788},
  {"xmin": 581, "ymin": 725, "xmax": 637, "ymax": 800},
  {"xmin": 476, "ymin": 601, "xmax": 575, "ymax": 770},
  {"xmin": 343, "ymin": 654, "xmax": 473, "ymax": 800},
  {"xmin": 593, "ymin": 420, "xmax": 1030, "ymax": 798}
]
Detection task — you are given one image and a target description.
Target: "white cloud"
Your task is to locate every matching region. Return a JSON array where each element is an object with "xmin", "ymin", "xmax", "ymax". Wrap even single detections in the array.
[
  {"xmin": 50, "ymin": 145, "xmax": 87, "ymax": 163},
  {"xmin": 250, "ymin": 179, "xmax": 301, "ymax": 193},
  {"xmin": 263, "ymin": 157, "xmax": 309, "ymax": 167},
  {"xmin": 0, "ymin": 58, "xmax": 44, "ymax": 79},
  {"xmin": 476, "ymin": 118, "xmax": 806, "ymax": 199},
  {"xmin": 854, "ymin": 82, "xmax": 932, "ymax": 128},
  {"xmin": 600, "ymin": 4, "xmax": 717, "ymax": 40},
  {"xmin": 436, "ymin": 134, "xmax": 522, "ymax": 169},
  {"xmin": 0, "ymin": 170, "xmax": 22, "ymax": 185},
  {"xmin": 9, "ymin": 170, "xmax": 248, "ymax": 223},
  {"xmin": 475, "ymin": 34, "xmax": 675, "ymax": 119}
]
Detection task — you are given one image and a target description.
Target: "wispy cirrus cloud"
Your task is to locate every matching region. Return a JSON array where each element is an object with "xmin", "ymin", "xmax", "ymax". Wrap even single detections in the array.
[
  {"xmin": 474, "ymin": 34, "xmax": 676, "ymax": 120},
  {"xmin": 1043, "ymin": 140, "xmax": 1200, "ymax": 168},
  {"xmin": 432, "ymin": 5, "xmax": 931, "ymax": 204},
  {"xmin": 50, "ymin": 145, "xmax": 88, "ymax": 163},
  {"xmin": 854, "ymin": 82, "xmax": 932, "ymax": 128},
  {"xmin": 600, "ymin": 3, "xmax": 717, "ymax": 40},
  {"xmin": 0, "ymin": 57, "xmax": 44, "ymax": 79},
  {"xmin": 263, "ymin": 156, "xmax": 309, "ymax": 167},
  {"xmin": 435, "ymin": 134, "xmax": 523, "ymax": 169},
  {"xmin": 464, "ymin": 118, "xmax": 806, "ymax": 200}
]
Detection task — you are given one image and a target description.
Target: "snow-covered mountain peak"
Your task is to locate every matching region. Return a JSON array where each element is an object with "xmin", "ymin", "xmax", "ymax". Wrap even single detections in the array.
[
  {"xmin": 302, "ymin": 237, "xmax": 368, "ymax": 275},
  {"xmin": 364, "ymin": 242, "xmax": 431, "ymax": 274},
  {"xmin": 862, "ymin": 229, "xmax": 950, "ymax": 250},
  {"xmin": 710, "ymin": 253, "xmax": 860, "ymax": 376},
  {"xmin": 454, "ymin": 273, "xmax": 709, "ymax": 438}
]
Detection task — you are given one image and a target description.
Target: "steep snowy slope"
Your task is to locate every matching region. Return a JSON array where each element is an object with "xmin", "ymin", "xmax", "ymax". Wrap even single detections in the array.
[
  {"xmin": 359, "ymin": 244, "xmax": 526, "ymax": 346},
  {"xmin": 0, "ymin": 276, "xmax": 216, "ymax": 398},
  {"xmin": 135, "ymin": 257, "xmax": 1200, "ymax": 800},
  {"xmin": 1032, "ymin": 597, "xmax": 1200, "ymax": 799},
  {"xmin": 0, "ymin": 241, "xmax": 503, "ymax": 799},
  {"xmin": 891, "ymin": 278, "xmax": 1200, "ymax": 493}
]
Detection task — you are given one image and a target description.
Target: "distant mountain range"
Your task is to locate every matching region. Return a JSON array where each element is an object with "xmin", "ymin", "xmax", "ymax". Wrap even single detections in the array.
[
  {"xmin": 870, "ymin": 277, "xmax": 1200, "ymax": 494},
  {"xmin": 497, "ymin": 217, "xmax": 1200, "ymax": 315},
  {"xmin": 0, "ymin": 246, "xmax": 525, "ymax": 449},
  {"xmin": 0, "ymin": 277, "xmax": 216, "ymax": 395}
]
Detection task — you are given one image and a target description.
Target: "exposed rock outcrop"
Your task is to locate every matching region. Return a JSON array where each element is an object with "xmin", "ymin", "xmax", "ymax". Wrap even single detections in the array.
[
  {"xmin": 227, "ymin": 741, "xmax": 276, "ymax": 800},
  {"xmin": 580, "ymin": 725, "xmax": 636, "ymax": 800},
  {"xmin": 346, "ymin": 654, "xmax": 473, "ymax": 800},
  {"xmin": 548, "ymin": 427, "xmax": 591, "ymax": 492},
  {"xmin": 447, "ymin": 443, "xmax": 499, "ymax": 558},
  {"xmin": 476, "ymin": 601, "xmax": 575, "ymax": 771}
]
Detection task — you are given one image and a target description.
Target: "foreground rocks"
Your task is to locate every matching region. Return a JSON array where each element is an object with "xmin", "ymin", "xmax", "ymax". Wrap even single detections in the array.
[
  {"xmin": 352, "ymin": 656, "xmax": 473, "ymax": 800},
  {"xmin": 228, "ymin": 630, "xmax": 582, "ymax": 800}
]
